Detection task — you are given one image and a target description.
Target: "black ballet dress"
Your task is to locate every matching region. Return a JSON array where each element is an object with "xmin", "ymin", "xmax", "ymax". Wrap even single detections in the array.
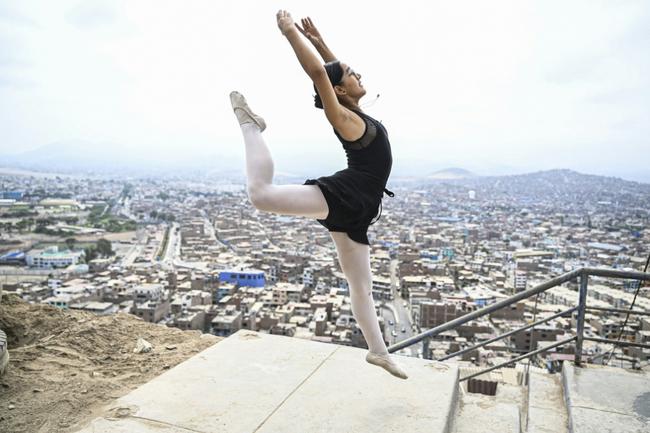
[{"xmin": 303, "ymin": 108, "xmax": 395, "ymax": 245}]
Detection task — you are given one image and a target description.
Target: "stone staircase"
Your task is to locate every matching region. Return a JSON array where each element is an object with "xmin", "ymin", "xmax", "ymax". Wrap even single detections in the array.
[{"xmin": 75, "ymin": 330, "xmax": 650, "ymax": 433}]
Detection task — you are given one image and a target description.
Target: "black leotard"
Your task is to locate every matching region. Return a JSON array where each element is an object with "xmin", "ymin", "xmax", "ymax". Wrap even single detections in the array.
[{"xmin": 303, "ymin": 108, "xmax": 394, "ymax": 245}]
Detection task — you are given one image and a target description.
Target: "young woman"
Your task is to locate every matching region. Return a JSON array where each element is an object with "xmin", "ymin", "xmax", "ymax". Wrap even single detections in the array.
[{"xmin": 229, "ymin": 10, "xmax": 406, "ymax": 380}]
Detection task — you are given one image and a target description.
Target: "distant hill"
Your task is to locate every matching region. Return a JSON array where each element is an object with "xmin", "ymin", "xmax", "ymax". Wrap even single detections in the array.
[
  {"xmin": 427, "ymin": 167, "xmax": 477, "ymax": 180},
  {"xmin": 0, "ymin": 140, "xmax": 241, "ymax": 177},
  {"xmin": 2, "ymin": 140, "xmax": 132, "ymax": 175},
  {"xmin": 479, "ymin": 168, "xmax": 644, "ymax": 188},
  {"xmin": 437, "ymin": 168, "xmax": 650, "ymax": 204},
  {"xmin": 2, "ymin": 141, "xmax": 648, "ymax": 189}
]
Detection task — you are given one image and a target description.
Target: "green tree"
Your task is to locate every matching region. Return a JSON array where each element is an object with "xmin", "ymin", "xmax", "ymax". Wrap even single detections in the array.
[
  {"xmin": 84, "ymin": 247, "xmax": 98, "ymax": 263},
  {"xmin": 65, "ymin": 237, "xmax": 77, "ymax": 251},
  {"xmin": 15, "ymin": 219, "xmax": 27, "ymax": 233},
  {"xmin": 96, "ymin": 238, "xmax": 114, "ymax": 257}
]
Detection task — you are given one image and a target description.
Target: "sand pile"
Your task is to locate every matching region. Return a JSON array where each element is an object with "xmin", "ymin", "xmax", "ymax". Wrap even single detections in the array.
[{"xmin": 0, "ymin": 294, "xmax": 222, "ymax": 433}]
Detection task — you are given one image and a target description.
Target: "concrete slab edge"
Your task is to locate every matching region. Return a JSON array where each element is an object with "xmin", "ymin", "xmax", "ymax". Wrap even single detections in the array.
[
  {"xmin": 444, "ymin": 368, "xmax": 460, "ymax": 433},
  {"xmin": 561, "ymin": 362, "xmax": 576, "ymax": 433},
  {"xmin": 522, "ymin": 371, "xmax": 531, "ymax": 432},
  {"xmin": 523, "ymin": 369, "xmax": 531, "ymax": 432}
]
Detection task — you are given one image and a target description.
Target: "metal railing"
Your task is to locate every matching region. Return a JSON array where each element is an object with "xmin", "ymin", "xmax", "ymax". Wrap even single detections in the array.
[{"xmin": 387, "ymin": 267, "xmax": 650, "ymax": 381}]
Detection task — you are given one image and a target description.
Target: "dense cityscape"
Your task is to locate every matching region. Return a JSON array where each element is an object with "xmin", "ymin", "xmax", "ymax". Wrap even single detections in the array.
[
  {"xmin": 1, "ymin": 1, "xmax": 648, "ymax": 430},
  {"xmin": 1, "ymin": 167, "xmax": 648, "ymax": 371}
]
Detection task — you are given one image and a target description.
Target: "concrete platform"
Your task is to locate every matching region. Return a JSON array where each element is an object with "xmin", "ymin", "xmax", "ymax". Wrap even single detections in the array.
[
  {"xmin": 76, "ymin": 330, "xmax": 459, "ymax": 433},
  {"xmin": 562, "ymin": 363, "xmax": 650, "ymax": 433}
]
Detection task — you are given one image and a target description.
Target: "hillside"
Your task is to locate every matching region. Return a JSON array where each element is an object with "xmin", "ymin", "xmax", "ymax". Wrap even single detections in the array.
[
  {"xmin": 0, "ymin": 295, "xmax": 222, "ymax": 433},
  {"xmin": 427, "ymin": 169, "xmax": 650, "ymax": 208}
]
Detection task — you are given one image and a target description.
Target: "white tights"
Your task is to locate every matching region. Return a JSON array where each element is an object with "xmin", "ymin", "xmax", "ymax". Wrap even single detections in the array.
[{"xmin": 240, "ymin": 123, "xmax": 389, "ymax": 355}]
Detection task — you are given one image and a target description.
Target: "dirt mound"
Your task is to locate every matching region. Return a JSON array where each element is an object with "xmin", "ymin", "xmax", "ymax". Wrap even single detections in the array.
[{"xmin": 0, "ymin": 294, "xmax": 223, "ymax": 433}]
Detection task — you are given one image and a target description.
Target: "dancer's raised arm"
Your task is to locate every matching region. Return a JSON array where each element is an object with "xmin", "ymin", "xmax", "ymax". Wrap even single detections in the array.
[
  {"xmin": 277, "ymin": 10, "xmax": 346, "ymax": 126},
  {"xmin": 296, "ymin": 17, "xmax": 337, "ymax": 63}
]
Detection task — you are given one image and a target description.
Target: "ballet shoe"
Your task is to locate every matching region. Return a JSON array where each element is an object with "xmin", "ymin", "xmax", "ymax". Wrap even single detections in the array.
[
  {"xmin": 229, "ymin": 90, "xmax": 266, "ymax": 132},
  {"xmin": 365, "ymin": 351, "xmax": 409, "ymax": 380}
]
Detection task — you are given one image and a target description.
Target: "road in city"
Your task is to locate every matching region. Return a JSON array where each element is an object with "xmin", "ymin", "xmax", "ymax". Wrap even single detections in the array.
[
  {"xmin": 160, "ymin": 222, "xmax": 180, "ymax": 271},
  {"xmin": 381, "ymin": 297, "xmax": 422, "ymax": 358},
  {"xmin": 120, "ymin": 244, "xmax": 142, "ymax": 267},
  {"xmin": 120, "ymin": 227, "xmax": 145, "ymax": 267},
  {"xmin": 201, "ymin": 211, "xmax": 231, "ymax": 251}
]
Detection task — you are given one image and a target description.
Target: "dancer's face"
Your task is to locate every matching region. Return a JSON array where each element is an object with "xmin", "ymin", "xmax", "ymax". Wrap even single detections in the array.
[{"xmin": 336, "ymin": 62, "xmax": 366, "ymax": 100}]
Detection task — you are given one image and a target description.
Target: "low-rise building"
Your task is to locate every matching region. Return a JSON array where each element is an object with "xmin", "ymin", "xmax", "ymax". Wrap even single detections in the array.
[{"xmin": 26, "ymin": 246, "xmax": 84, "ymax": 269}]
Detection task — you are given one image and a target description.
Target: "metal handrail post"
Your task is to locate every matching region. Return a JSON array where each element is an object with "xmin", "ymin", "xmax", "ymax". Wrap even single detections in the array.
[
  {"xmin": 574, "ymin": 270, "xmax": 589, "ymax": 366},
  {"xmin": 423, "ymin": 336, "xmax": 430, "ymax": 360}
]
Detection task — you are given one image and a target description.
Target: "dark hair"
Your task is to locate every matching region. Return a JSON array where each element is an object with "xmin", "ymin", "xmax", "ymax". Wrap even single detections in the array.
[{"xmin": 313, "ymin": 60, "xmax": 344, "ymax": 109}]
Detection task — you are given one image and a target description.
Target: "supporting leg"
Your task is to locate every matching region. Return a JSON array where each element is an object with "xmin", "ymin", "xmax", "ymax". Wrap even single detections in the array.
[
  {"xmin": 331, "ymin": 232, "xmax": 387, "ymax": 354},
  {"xmin": 330, "ymin": 232, "xmax": 408, "ymax": 379}
]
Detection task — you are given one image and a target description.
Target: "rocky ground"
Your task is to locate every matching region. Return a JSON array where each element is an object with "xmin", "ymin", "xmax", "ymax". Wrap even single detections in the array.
[{"xmin": 0, "ymin": 294, "xmax": 223, "ymax": 433}]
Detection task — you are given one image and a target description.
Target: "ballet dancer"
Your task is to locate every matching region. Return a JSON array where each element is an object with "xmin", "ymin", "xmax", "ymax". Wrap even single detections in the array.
[{"xmin": 229, "ymin": 10, "xmax": 406, "ymax": 379}]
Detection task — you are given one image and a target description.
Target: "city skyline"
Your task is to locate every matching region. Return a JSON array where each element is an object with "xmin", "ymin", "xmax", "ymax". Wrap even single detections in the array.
[{"xmin": 1, "ymin": 1, "xmax": 649, "ymax": 182}]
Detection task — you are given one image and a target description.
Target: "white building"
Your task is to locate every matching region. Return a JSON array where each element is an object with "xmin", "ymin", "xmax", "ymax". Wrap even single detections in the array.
[
  {"xmin": 69, "ymin": 301, "xmax": 118, "ymax": 315},
  {"xmin": 514, "ymin": 271, "xmax": 527, "ymax": 292},
  {"xmin": 133, "ymin": 283, "xmax": 164, "ymax": 302},
  {"xmin": 271, "ymin": 283, "xmax": 303, "ymax": 306},
  {"xmin": 26, "ymin": 246, "xmax": 84, "ymax": 269},
  {"xmin": 302, "ymin": 267, "xmax": 314, "ymax": 288}
]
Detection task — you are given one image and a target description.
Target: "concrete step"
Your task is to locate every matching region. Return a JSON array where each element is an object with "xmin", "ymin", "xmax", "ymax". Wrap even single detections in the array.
[
  {"xmin": 451, "ymin": 382, "xmax": 524, "ymax": 433},
  {"xmin": 75, "ymin": 329, "xmax": 460, "ymax": 433},
  {"xmin": 458, "ymin": 364, "xmax": 527, "ymax": 385},
  {"xmin": 562, "ymin": 362, "xmax": 650, "ymax": 433},
  {"xmin": 526, "ymin": 371, "xmax": 568, "ymax": 433}
]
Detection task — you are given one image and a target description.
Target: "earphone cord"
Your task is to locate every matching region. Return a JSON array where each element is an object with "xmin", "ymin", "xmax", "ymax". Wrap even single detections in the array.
[{"xmin": 360, "ymin": 94, "xmax": 380, "ymax": 108}]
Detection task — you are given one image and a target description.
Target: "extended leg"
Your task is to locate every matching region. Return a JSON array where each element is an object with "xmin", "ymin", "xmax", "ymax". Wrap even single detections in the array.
[
  {"xmin": 239, "ymin": 123, "xmax": 329, "ymax": 219},
  {"xmin": 230, "ymin": 91, "xmax": 329, "ymax": 220},
  {"xmin": 330, "ymin": 232, "xmax": 408, "ymax": 379}
]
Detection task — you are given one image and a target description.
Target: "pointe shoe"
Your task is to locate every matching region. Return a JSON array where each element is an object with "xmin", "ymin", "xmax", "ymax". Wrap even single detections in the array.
[
  {"xmin": 229, "ymin": 91, "xmax": 266, "ymax": 132},
  {"xmin": 366, "ymin": 351, "xmax": 408, "ymax": 380}
]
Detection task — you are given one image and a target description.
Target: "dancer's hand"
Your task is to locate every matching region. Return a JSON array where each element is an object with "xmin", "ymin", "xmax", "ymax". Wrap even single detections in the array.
[
  {"xmin": 276, "ymin": 10, "xmax": 296, "ymax": 36},
  {"xmin": 296, "ymin": 17, "xmax": 323, "ymax": 46}
]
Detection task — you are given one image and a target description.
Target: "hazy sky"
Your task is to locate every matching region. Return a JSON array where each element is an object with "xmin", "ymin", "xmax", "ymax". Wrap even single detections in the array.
[{"xmin": 1, "ymin": 1, "xmax": 649, "ymax": 180}]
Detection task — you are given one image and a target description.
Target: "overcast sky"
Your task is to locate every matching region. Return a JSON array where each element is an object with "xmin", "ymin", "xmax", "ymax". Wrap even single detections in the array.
[{"xmin": 1, "ymin": 1, "xmax": 649, "ymax": 181}]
